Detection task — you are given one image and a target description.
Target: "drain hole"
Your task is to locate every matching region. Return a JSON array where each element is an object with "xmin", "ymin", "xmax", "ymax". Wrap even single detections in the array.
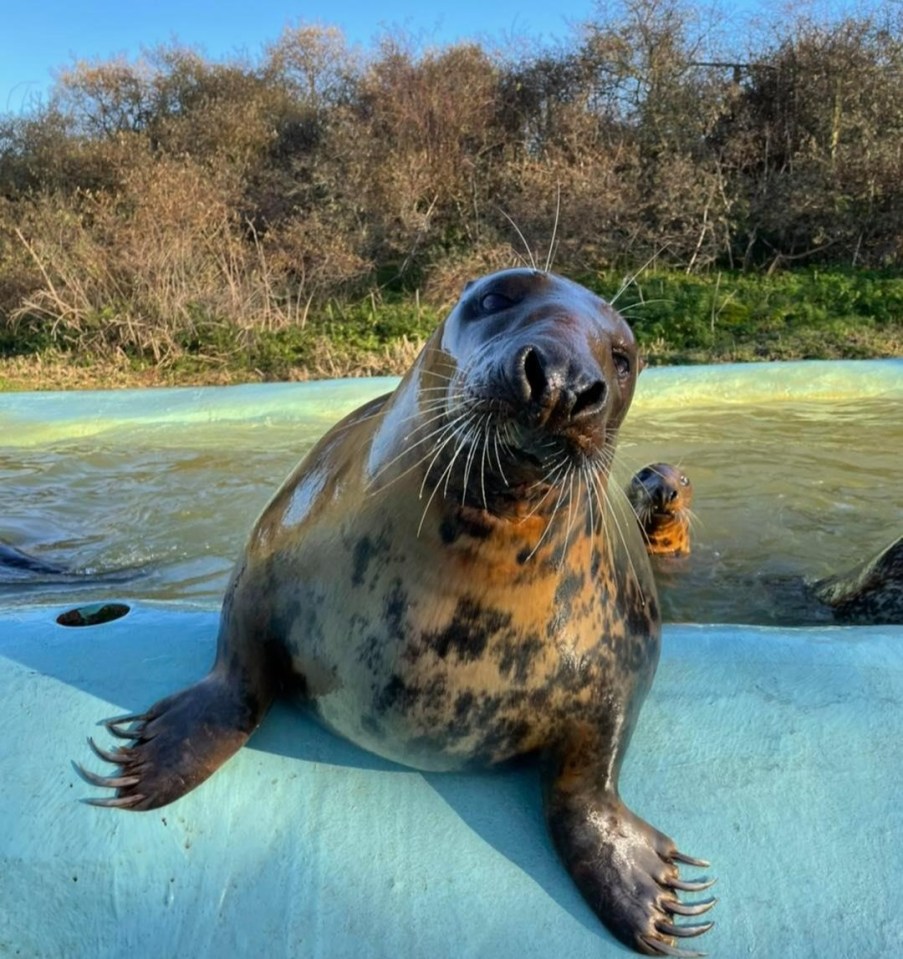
[{"xmin": 56, "ymin": 602, "xmax": 131, "ymax": 627}]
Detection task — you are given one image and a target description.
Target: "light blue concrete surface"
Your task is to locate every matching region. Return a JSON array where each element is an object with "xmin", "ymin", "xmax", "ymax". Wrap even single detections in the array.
[{"xmin": 1, "ymin": 603, "xmax": 900, "ymax": 958}]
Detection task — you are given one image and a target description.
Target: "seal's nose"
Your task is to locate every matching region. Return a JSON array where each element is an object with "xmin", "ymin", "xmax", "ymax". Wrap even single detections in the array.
[{"xmin": 514, "ymin": 345, "xmax": 607, "ymax": 424}]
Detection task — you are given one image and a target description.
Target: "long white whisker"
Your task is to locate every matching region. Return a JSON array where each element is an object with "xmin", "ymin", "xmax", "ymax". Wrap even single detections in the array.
[
  {"xmin": 441, "ymin": 416, "xmax": 475, "ymax": 498},
  {"xmin": 545, "ymin": 184, "xmax": 561, "ymax": 274},
  {"xmin": 491, "ymin": 421, "xmax": 508, "ymax": 485},
  {"xmin": 521, "ymin": 458, "xmax": 571, "ymax": 562},
  {"xmin": 460, "ymin": 414, "xmax": 484, "ymax": 506},
  {"xmin": 609, "ymin": 245, "xmax": 668, "ymax": 308},
  {"xmin": 368, "ymin": 407, "xmax": 470, "ymax": 491},
  {"xmin": 583, "ymin": 463, "xmax": 596, "ymax": 557},
  {"xmin": 418, "ymin": 417, "xmax": 474, "ymax": 535},
  {"xmin": 592, "ymin": 459, "xmax": 643, "ymax": 596},
  {"xmin": 418, "ymin": 413, "xmax": 471, "ymax": 501},
  {"xmin": 559, "ymin": 469, "xmax": 577, "ymax": 566},
  {"xmin": 499, "ymin": 208, "xmax": 536, "ymax": 271},
  {"xmin": 479, "ymin": 414, "xmax": 492, "ymax": 509}
]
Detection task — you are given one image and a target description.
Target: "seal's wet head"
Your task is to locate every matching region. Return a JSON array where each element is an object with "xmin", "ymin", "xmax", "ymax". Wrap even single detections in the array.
[{"xmin": 424, "ymin": 269, "xmax": 639, "ymax": 509}]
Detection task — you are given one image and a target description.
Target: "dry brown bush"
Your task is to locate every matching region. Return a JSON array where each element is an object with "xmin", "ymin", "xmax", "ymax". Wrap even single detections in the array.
[
  {"xmin": 1, "ymin": 2, "xmax": 902, "ymax": 370},
  {"xmin": 342, "ymin": 40, "xmax": 504, "ymax": 270},
  {"xmin": 8, "ymin": 155, "xmax": 337, "ymax": 359},
  {"xmin": 421, "ymin": 245, "xmax": 523, "ymax": 309}
]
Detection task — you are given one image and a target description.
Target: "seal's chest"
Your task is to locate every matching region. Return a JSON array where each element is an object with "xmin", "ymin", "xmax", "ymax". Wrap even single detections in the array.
[{"xmin": 312, "ymin": 576, "xmax": 613, "ymax": 771}]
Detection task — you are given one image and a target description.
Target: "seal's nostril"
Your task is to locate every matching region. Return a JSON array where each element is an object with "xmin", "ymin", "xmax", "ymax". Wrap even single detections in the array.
[
  {"xmin": 522, "ymin": 347, "xmax": 547, "ymax": 403},
  {"xmin": 571, "ymin": 379, "xmax": 606, "ymax": 418}
]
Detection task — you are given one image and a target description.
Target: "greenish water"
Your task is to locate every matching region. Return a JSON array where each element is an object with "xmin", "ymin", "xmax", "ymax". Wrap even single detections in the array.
[
  {"xmin": 1, "ymin": 362, "xmax": 900, "ymax": 624},
  {"xmin": 617, "ymin": 394, "xmax": 902, "ymax": 621}
]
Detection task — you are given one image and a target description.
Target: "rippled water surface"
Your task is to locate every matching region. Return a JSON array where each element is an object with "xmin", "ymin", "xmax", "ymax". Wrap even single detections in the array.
[{"xmin": 1, "ymin": 363, "xmax": 900, "ymax": 623}]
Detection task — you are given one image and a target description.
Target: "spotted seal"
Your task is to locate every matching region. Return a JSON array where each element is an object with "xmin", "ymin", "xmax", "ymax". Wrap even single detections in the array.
[
  {"xmin": 78, "ymin": 268, "xmax": 715, "ymax": 957},
  {"xmin": 0, "ymin": 539, "xmax": 143, "ymax": 587},
  {"xmin": 628, "ymin": 464, "xmax": 693, "ymax": 559}
]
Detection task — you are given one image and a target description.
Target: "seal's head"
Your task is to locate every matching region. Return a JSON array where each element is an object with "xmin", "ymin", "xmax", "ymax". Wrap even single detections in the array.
[
  {"xmin": 397, "ymin": 269, "xmax": 639, "ymax": 520},
  {"xmin": 627, "ymin": 463, "xmax": 693, "ymax": 558}
]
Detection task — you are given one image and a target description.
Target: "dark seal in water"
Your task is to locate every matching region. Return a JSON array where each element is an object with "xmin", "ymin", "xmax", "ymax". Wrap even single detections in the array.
[{"xmin": 628, "ymin": 463, "xmax": 693, "ymax": 559}]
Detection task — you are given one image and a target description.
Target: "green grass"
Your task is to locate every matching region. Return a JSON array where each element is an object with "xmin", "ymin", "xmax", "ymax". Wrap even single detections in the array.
[
  {"xmin": 167, "ymin": 295, "xmax": 443, "ymax": 380},
  {"xmin": 1, "ymin": 268, "xmax": 901, "ymax": 389},
  {"xmin": 592, "ymin": 268, "xmax": 903, "ymax": 364}
]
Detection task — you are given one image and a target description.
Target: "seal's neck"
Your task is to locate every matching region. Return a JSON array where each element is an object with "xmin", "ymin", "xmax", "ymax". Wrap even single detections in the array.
[{"xmin": 433, "ymin": 484, "xmax": 605, "ymax": 572}]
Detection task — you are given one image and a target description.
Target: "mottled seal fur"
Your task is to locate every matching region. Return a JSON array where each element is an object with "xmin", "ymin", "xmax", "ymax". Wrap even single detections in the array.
[
  {"xmin": 78, "ymin": 269, "xmax": 715, "ymax": 957},
  {"xmin": 628, "ymin": 464, "xmax": 693, "ymax": 559}
]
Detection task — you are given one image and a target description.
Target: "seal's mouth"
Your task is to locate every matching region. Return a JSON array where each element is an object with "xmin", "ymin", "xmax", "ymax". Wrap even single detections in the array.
[
  {"xmin": 502, "ymin": 418, "xmax": 607, "ymax": 463},
  {"xmin": 631, "ymin": 492, "xmax": 684, "ymax": 524}
]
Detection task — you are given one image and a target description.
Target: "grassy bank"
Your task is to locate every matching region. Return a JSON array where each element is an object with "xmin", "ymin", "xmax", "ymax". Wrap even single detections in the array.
[{"xmin": 1, "ymin": 268, "xmax": 901, "ymax": 391}]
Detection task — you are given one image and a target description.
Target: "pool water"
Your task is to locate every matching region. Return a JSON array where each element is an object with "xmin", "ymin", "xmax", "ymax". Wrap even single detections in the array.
[{"xmin": 1, "ymin": 361, "xmax": 901, "ymax": 623}]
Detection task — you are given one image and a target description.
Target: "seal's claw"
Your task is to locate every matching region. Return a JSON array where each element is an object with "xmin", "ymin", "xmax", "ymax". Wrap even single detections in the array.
[
  {"xmin": 81, "ymin": 792, "xmax": 146, "ymax": 809},
  {"xmin": 543, "ymin": 780, "xmax": 715, "ymax": 958},
  {"xmin": 664, "ymin": 898, "xmax": 717, "ymax": 917},
  {"xmin": 665, "ymin": 876, "xmax": 717, "ymax": 893},
  {"xmin": 639, "ymin": 936, "xmax": 707, "ymax": 958},
  {"xmin": 102, "ymin": 713, "xmax": 148, "ymax": 739},
  {"xmin": 72, "ymin": 759, "xmax": 141, "ymax": 789},
  {"xmin": 672, "ymin": 850, "xmax": 710, "ymax": 868},
  {"xmin": 77, "ymin": 677, "xmax": 267, "ymax": 811},
  {"xmin": 655, "ymin": 920, "xmax": 715, "ymax": 939},
  {"xmin": 86, "ymin": 736, "xmax": 128, "ymax": 764}
]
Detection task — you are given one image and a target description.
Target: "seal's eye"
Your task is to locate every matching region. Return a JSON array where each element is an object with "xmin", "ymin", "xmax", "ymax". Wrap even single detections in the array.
[
  {"xmin": 480, "ymin": 292, "xmax": 514, "ymax": 313},
  {"xmin": 679, "ymin": 474, "xmax": 690, "ymax": 487},
  {"xmin": 612, "ymin": 351, "xmax": 631, "ymax": 378}
]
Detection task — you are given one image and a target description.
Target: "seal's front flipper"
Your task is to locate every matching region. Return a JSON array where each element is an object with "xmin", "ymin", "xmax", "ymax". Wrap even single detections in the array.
[
  {"xmin": 75, "ymin": 670, "xmax": 273, "ymax": 811},
  {"xmin": 542, "ymin": 750, "xmax": 715, "ymax": 956}
]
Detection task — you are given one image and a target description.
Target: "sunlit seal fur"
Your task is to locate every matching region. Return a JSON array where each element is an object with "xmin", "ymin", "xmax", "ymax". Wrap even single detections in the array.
[
  {"xmin": 77, "ymin": 268, "xmax": 715, "ymax": 957},
  {"xmin": 628, "ymin": 464, "xmax": 693, "ymax": 559}
]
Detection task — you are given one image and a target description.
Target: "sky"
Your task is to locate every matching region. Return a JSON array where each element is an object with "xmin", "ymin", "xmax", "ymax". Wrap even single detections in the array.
[
  {"xmin": 1, "ymin": 0, "xmax": 873, "ymax": 116},
  {"xmin": 1, "ymin": 0, "xmax": 596, "ymax": 114}
]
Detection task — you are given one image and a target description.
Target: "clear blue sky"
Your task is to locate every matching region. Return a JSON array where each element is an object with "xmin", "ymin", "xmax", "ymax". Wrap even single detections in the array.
[
  {"xmin": 2, "ymin": 0, "xmax": 870, "ymax": 115},
  {"xmin": 1, "ymin": 0, "xmax": 595, "ymax": 114}
]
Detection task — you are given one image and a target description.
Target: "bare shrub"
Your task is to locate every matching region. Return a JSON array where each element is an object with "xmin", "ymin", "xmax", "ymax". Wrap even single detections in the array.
[
  {"xmin": 421, "ymin": 245, "xmax": 522, "ymax": 309},
  {"xmin": 342, "ymin": 39, "xmax": 503, "ymax": 271},
  {"xmin": 2, "ymin": 2, "xmax": 903, "ymax": 376},
  {"xmin": 718, "ymin": 13, "xmax": 903, "ymax": 267},
  {"xmin": 8, "ymin": 155, "xmax": 345, "ymax": 360}
]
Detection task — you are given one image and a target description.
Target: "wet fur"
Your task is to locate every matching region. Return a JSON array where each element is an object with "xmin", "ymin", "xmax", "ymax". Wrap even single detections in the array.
[{"xmin": 811, "ymin": 536, "xmax": 903, "ymax": 624}]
